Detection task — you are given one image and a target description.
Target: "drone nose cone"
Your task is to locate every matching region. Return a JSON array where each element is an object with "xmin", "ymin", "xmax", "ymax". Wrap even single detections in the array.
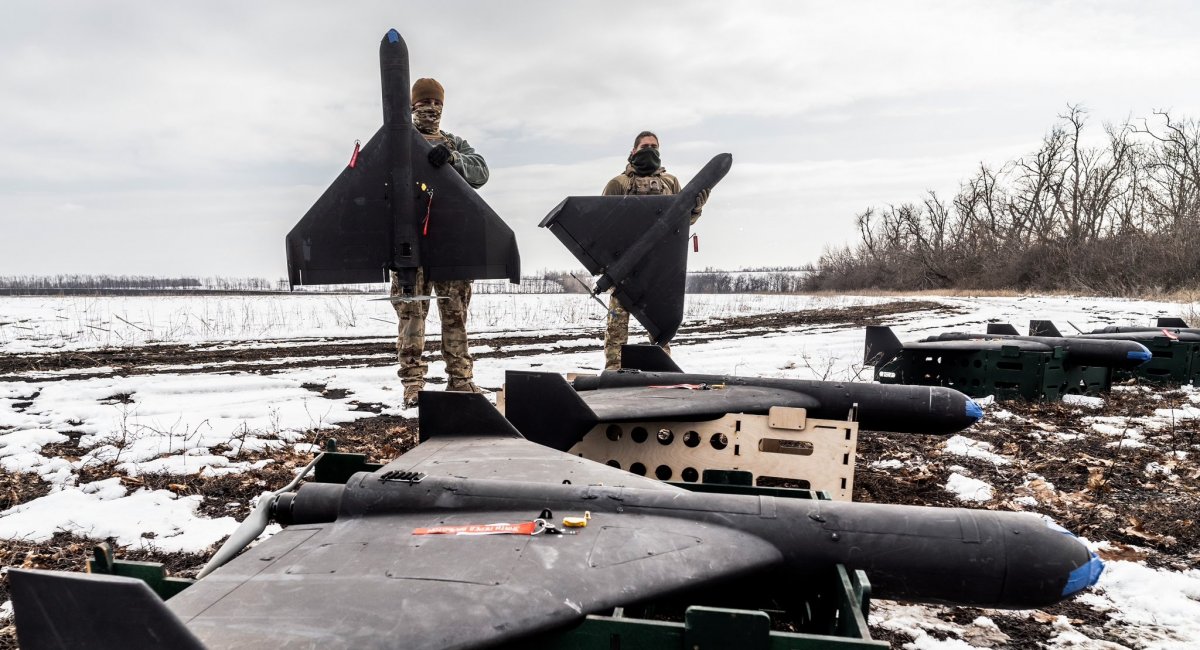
[
  {"xmin": 1127, "ymin": 347, "xmax": 1152, "ymax": 364},
  {"xmin": 1042, "ymin": 518, "xmax": 1106, "ymax": 596},
  {"xmin": 964, "ymin": 399, "xmax": 984, "ymax": 423},
  {"xmin": 386, "ymin": 28, "xmax": 400, "ymax": 43}
]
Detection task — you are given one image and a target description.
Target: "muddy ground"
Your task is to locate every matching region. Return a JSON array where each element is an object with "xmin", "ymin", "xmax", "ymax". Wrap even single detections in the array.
[{"xmin": 1, "ymin": 298, "xmax": 1196, "ymax": 648}]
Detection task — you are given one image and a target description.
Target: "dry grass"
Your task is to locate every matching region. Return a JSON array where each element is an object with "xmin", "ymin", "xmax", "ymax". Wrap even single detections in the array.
[{"xmin": 789, "ymin": 287, "xmax": 1200, "ymax": 303}]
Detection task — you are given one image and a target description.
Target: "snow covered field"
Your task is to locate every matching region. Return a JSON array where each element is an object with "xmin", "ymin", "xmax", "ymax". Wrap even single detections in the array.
[{"xmin": 2, "ymin": 291, "xmax": 1199, "ymax": 648}]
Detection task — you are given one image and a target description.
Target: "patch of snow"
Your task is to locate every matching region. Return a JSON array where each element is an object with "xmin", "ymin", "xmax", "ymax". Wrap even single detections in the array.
[
  {"xmin": 942, "ymin": 435, "xmax": 1010, "ymax": 465},
  {"xmin": 1091, "ymin": 422, "xmax": 1136, "ymax": 436},
  {"xmin": 1155, "ymin": 405, "xmax": 1200, "ymax": 420},
  {"xmin": 118, "ymin": 454, "xmax": 273, "ymax": 477},
  {"xmin": 872, "ymin": 603, "xmax": 974, "ymax": 649},
  {"xmin": 1093, "ymin": 561, "xmax": 1200, "ymax": 647},
  {"xmin": 0, "ymin": 478, "xmax": 236, "ymax": 552},
  {"xmin": 1044, "ymin": 614, "xmax": 1125, "ymax": 648},
  {"xmin": 1062, "ymin": 394, "xmax": 1104, "ymax": 409},
  {"xmin": 1145, "ymin": 462, "xmax": 1173, "ymax": 476},
  {"xmin": 945, "ymin": 472, "xmax": 993, "ymax": 502},
  {"xmin": 0, "ymin": 429, "xmax": 67, "ymax": 455},
  {"xmin": 871, "ymin": 459, "xmax": 903, "ymax": 469}
]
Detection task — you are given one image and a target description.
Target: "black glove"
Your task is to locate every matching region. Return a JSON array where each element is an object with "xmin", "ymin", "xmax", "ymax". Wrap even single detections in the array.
[{"xmin": 428, "ymin": 144, "xmax": 453, "ymax": 168}]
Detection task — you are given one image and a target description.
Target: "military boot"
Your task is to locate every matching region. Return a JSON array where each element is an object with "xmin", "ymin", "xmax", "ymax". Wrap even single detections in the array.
[
  {"xmin": 402, "ymin": 383, "xmax": 423, "ymax": 408},
  {"xmin": 447, "ymin": 377, "xmax": 483, "ymax": 393}
]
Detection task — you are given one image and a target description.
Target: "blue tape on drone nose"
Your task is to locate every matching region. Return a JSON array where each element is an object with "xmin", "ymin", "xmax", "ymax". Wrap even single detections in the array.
[
  {"xmin": 965, "ymin": 400, "xmax": 983, "ymax": 422},
  {"xmin": 1063, "ymin": 553, "xmax": 1105, "ymax": 596},
  {"xmin": 1043, "ymin": 517, "xmax": 1106, "ymax": 596},
  {"xmin": 1127, "ymin": 349, "xmax": 1152, "ymax": 362}
]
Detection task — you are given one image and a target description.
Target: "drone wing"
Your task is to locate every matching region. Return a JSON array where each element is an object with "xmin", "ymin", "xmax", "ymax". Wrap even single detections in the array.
[
  {"xmin": 541, "ymin": 154, "xmax": 731, "ymax": 344},
  {"xmin": 285, "ymin": 127, "xmax": 519, "ymax": 286},
  {"xmin": 11, "ymin": 395, "xmax": 780, "ymax": 650}
]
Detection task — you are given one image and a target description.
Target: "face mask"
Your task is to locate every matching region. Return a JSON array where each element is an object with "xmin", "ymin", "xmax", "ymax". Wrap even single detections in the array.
[
  {"xmin": 413, "ymin": 104, "xmax": 442, "ymax": 135},
  {"xmin": 629, "ymin": 147, "xmax": 661, "ymax": 175}
]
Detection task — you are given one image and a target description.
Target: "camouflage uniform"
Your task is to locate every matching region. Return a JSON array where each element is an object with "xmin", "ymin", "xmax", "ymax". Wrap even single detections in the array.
[
  {"xmin": 600, "ymin": 164, "xmax": 699, "ymax": 370},
  {"xmin": 425, "ymin": 130, "xmax": 489, "ymax": 189},
  {"xmin": 392, "ymin": 129, "xmax": 488, "ymax": 402}
]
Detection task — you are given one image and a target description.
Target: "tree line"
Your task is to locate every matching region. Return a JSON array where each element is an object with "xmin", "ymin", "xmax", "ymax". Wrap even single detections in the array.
[
  {"xmin": 805, "ymin": 107, "xmax": 1200, "ymax": 294},
  {"xmin": 1, "ymin": 269, "xmax": 811, "ymax": 295}
]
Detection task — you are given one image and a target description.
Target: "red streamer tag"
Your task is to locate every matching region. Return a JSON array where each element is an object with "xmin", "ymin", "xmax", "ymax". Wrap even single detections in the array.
[
  {"xmin": 348, "ymin": 140, "xmax": 361, "ymax": 169},
  {"xmin": 413, "ymin": 521, "xmax": 538, "ymax": 536},
  {"xmin": 422, "ymin": 193, "xmax": 433, "ymax": 236},
  {"xmin": 692, "ymin": 234, "xmax": 699, "ymax": 252},
  {"xmin": 1163, "ymin": 328, "xmax": 1179, "ymax": 340}
]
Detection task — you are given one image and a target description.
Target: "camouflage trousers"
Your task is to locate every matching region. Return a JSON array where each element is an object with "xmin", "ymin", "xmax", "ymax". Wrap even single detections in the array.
[
  {"xmin": 391, "ymin": 269, "xmax": 474, "ymax": 388},
  {"xmin": 604, "ymin": 293, "xmax": 669, "ymax": 370}
]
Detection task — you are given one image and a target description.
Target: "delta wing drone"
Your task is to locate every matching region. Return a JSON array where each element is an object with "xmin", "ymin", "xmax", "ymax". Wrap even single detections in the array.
[
  {"xmin": 285, "ymin": 29, "xmax": 519, "ymax": 295},
  {"xmin": 11, "ymin": 392, "xmax": 1103, "ymax": 650},
  {"xmin": 540, "ymin": 153, "xmax": 731, "ymax": 344}
]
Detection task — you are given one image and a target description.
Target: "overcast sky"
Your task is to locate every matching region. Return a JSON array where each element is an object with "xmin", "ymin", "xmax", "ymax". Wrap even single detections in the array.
[{"xmin": 3, "ymin": 1, "xmax": 1199, "ymax": 280}]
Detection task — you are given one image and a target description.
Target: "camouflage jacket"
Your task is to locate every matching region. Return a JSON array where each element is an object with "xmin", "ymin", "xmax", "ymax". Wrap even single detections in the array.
[
  {"xmin": 602, "ymin": 163, "xmax": 681, "ymax": 196},
  {"xmin": 426, "ymin": 130, "xmax": 489, "ymax": 189},
  {"xmin": 603, "ymin": 163, "xmax": 704, "ymax": 224}
]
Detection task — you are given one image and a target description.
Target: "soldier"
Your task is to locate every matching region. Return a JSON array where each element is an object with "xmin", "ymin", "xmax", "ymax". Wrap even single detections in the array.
[
  {"xmin": 600, "ymin": 131, "xmax": 707, "ymax": 370},
  {"xmin": 391, "ymin": 77, "xmax": 489, "ymax": 407}
]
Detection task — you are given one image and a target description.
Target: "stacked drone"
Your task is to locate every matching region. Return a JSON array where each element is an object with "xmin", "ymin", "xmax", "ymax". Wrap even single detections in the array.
[{"xmin": 863, "ymin": 320, "xmax": 1178, "ymax": 400}]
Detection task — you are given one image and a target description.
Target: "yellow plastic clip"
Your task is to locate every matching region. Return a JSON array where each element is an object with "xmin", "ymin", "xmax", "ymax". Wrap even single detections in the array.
[{"xmin": 562, "ymin": 511, "xmax": 591, "ymax": 528}]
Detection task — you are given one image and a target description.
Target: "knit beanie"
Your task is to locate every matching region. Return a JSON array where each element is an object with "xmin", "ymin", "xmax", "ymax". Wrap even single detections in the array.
[{"xmin": 411, "ymin": 78, "xmax": 445, "ymax": 104}]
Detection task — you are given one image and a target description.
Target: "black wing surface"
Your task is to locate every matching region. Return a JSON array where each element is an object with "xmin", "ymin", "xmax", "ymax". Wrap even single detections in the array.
[
  {"xmin": 541, "ymin": 193, "xmax": 683, "ymax": 344},
  {"xmin": 409, "ymin": 131, "xmax": 520, "ymax": 283},
  {"xmin": 285, "ymin": 127, "xmax": 393, "ymax": 285},
  {"xmin": 162, "ymin": 436, "xmax": 779, "ymax": 649},
  {"xmin": 285, "ymin": 128, "xmax": 519, "ymax": 286},
  {"xmin": 541, "ymin": 154, "xmax": 732, "ymax": 344},
  {"xmin": 12, "ymin": 392, "xmax": 781, "ymax": 650},
  {"xmin": 621, "ymin": 342, "xmax": 685, "ymax": 372},
  {"xmin": 1029, "ymin": 320, "xmax": 1063, "ymax": 337},
  {"xmin": 9, "ymin": 570, "xmax": 206, "ymax": 650},
  {"xmin": 13, "ymin": 435, "xmax": 780, "ymax": 650}
]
